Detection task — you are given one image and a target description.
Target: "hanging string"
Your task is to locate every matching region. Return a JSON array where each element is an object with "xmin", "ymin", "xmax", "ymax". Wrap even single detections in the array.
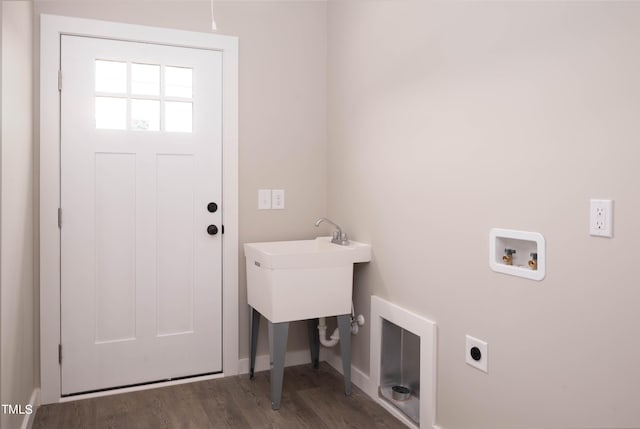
[{"xmin": 210, "ymin": 0, "xmax": 217, "ymax": 31}]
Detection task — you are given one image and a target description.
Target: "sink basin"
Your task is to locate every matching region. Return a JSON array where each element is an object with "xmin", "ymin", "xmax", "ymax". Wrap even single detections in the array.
[
  {"xmin": 244, "ymin": 237, "xmax": 371, "ymax": 323},
  {"xmin": 244, "ymin": 236, "xmax": 371, "ymax": 269}
]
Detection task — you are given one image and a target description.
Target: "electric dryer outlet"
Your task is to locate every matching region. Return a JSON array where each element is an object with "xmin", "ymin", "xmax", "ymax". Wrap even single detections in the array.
[{"xmin": 466, "ymin": 335, "xmax": 488, "ymax": 373}]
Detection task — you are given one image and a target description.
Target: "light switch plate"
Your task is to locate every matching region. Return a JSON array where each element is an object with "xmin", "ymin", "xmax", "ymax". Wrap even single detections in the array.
[
  {"xmin": 272, "ymin": 189, "xmax": 285, "ymax": 209},
  {"xmin": 258, "ymin": 189, "xmax": 271, "ymax": 210}
]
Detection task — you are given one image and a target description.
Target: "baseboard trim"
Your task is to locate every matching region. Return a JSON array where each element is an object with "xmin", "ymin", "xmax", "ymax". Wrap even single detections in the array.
[
  {"xmin": 322, "ymin": 351, "xmax": 374, "ymax": 396},
  {"xmin": 237, "ymin": 349, "xmax": 312, "ymax": 375},
  {"xmin": 43, "ymin": 348, "xmax": 446, "ymax": 429},
  {"xmin": 323, "ymin": 352, "xmax": 443, "ymax": 429},
  {"xmin": 56, "ymin": 349, "xmax": 312, "ymax": 404},
  {"xmin": 21, "ymin": 388, "xmax": 40, "ymax": 429}
]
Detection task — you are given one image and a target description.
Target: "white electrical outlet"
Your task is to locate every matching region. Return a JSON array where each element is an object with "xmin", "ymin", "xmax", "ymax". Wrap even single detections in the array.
[
  {"xmin": 272, "ymin": 189, "xmax": 285, "ymax": 209},
  {"xmin": 258, "ymin": 189, "xmax": 271, "ymax": 210},
  {"xmin": 590, "ymin": 199, "xmax": 613, "ymax": 238},
  {"xmin": 466, "ymin": 335, "xmax": 488, "ymax": 373}
]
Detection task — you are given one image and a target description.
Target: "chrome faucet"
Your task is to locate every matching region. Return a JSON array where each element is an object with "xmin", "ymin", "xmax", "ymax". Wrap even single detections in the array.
[{"xmin": 314, "ymin": 217, "xmax": 349, "ymax": 245}]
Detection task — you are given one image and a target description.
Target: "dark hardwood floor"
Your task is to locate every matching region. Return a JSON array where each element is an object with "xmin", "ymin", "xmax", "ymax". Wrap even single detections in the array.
[{"xmin": 33, "ymin": 363, "xmax": 405, "ymax": 428}]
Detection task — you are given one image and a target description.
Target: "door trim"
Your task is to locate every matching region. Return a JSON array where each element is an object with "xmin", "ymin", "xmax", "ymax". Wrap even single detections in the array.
[{"xmin": 39, "ymin": 14, "xmax": 239, "ymax": 404}]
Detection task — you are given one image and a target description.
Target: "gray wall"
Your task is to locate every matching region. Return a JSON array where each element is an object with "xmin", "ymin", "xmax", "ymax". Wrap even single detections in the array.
[
  {"xmin": 32, "ymin": 0, "xmax": 328, "ymax": 361},
  {"xmin": 327, "ymin": 1, "xmax": 640, "ymax": 428},
  {"xmin": 1, "ymin": 1, "xmax": 36, "ymax": 428}
]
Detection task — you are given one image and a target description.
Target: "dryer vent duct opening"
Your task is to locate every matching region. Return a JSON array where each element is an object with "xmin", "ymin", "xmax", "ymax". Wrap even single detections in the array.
[
  {"xmin": 371, "ymin": 296, "xmax": 437, "ymax": 429},
  {"xmin": 380, "ymin": 319, "xmax": 420, "ymax": 424}
]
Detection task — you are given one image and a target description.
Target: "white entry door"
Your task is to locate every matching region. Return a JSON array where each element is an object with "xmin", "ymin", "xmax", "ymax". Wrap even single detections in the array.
[{"xmin": 60, "ymin": 35, "xmax": 223, "ymax": 395}]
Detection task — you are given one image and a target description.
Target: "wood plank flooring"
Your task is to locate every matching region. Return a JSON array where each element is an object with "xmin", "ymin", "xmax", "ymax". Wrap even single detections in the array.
[{"xmin": 33, "ymin": 363, "xmax": 405, "ymax": 429}]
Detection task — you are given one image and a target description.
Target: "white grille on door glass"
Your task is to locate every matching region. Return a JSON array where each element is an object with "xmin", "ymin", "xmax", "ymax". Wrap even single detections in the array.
[{"xmin": 94, "ymin": 60, "xmax": 194, "ymax": 133}]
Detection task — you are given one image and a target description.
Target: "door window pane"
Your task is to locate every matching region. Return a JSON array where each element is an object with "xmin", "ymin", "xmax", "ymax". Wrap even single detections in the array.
[
  {"xmin": 96, "ymin": 97, "xmax": 127, "ymax": 130},
  {"xmin": 95, "ymin": 60, "xmax": 127, "ymax": 94},
  {"xmin": 165, "ymin": 66, "xmax": 192, "ymax": 98},
  {"xmin": 165, "ymin": 102, "xmax": 192, "ymax": 133},
  {"xmin": 131, "ymin": 99, "xmax": 160, "ymax": 131},
  {"xmin": 132, "ymin": 63, "xmax": 160, "ymax": 96}
]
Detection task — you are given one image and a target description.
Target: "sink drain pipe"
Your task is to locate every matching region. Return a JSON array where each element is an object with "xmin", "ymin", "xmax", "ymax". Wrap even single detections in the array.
[
  {"xmin": 318, "ymin": 303, "xmax": 366, "ymax": 347},
  {"xmin": 318, "ymin": 317, "xmax": 340, "ymax": 347}
]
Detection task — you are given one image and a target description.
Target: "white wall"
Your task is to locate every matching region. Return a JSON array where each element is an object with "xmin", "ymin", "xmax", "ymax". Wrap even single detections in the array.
[
  {"xmin": 1, "ymin": 1, "xmax": 36, "ymax": 428},
  {"xmin": 328, "ymin": 2, "xmax": 640, "ymax": 428},
  {"xmin": 33, "ymin": 0, "xmax": 328, "ymax": 361}
]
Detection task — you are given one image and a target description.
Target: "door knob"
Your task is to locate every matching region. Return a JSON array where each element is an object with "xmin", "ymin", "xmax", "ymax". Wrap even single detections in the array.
[
  {"xmin": 207, "ymin": 202, "xmax": 218, "ymax": 213},
  {"xmin": 207, "ymin": 225, "xmax": 218, "ymax": 235}
]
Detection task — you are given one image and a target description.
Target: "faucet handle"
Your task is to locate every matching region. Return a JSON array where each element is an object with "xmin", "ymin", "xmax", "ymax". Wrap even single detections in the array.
[{"xmin": 340, "ymin": 233, "xmax": 349, "ymax": 245}]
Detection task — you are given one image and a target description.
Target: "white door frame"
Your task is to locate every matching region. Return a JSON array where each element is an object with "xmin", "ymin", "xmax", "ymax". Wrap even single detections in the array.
[{"xmin": 40, "ymin": 14, "xmax": 239, "ymax": 404}]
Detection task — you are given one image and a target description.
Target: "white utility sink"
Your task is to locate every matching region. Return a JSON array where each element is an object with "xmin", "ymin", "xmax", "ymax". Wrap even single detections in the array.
[{"xmin": 244, "ymin": 237, "xmax": 371, "ymax": 323}]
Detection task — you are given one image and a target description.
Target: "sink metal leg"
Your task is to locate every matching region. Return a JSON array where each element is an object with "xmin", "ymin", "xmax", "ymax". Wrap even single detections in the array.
[
  {"xmin": 337, "ymin": 313, "xmax": 352, "ymax": 396},
  {"xmin": 307, "ymin": 318, "xmax": 320, "ymax": 369},
  {"xmin": 268, "ymin": 321, "xmax": 289, "ymax": 410},
  {"xmin": 249, "ymin": 307, "xmax": 260, "ymax": 379}
]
